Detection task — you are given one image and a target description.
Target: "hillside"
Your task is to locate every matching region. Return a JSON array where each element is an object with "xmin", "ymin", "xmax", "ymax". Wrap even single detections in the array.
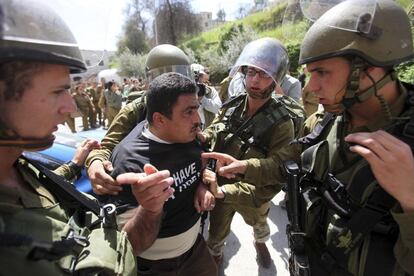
[{"xmin": 181, "ymin": 0, "xmax": 414, "ymax": 83}]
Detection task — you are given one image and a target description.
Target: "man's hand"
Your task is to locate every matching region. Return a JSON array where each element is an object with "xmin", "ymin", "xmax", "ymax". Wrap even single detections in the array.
[
  {"xmin": 116, "ymin": 164, "xmax": 174, "ymax": 214},
  {"xmin": 88, "ymin": 159, "xmax": 120, "ymax": 195},
  {"xmin": 202, "ymin": 152, "xmax": 248, "ymax": 179},
  {"xmin": 72, "ymin": 138, "xmax": 101, "ymax": 166},
  {"xmin": 202, "ymin": 168, "xmax": 224, "ymax": 199},
  {"xmin": 345, "ymin": 130, "xmax": 414, "ymax": 212},
  {"xmin": 194, "ymin": 183, "xmax": 216, "ymax": 213}
]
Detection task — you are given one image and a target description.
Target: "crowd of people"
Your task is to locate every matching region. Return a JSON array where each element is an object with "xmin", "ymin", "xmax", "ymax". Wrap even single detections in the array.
[{"xmin": 1, "ymin": 0, "xmax": 413, "ymax": 276}]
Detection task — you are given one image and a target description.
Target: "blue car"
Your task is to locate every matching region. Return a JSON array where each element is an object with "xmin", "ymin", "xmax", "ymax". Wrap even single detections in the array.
[{"xmin": 23, "ymin": 128, "xmax": 106, "ymax": 194}]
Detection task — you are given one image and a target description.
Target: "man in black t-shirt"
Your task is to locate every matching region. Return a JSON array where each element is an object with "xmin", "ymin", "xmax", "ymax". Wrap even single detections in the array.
[{"xmin": 106, "ymin": 72, "xmax": 218, "ymax": 275}]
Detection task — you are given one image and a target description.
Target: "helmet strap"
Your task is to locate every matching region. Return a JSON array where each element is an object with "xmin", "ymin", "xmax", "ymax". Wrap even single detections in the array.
[{"xmin": 0, "ymin": 125, "xmax": 55, "ymax": 150}]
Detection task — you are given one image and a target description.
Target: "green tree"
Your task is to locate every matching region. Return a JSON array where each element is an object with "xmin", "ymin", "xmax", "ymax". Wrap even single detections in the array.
[
  {"xmin": 117, "ymin": 49, "xmax": 147, "ymax": 77},
  {"xmin": 155, "ymin": 0, "xmax": 201, "ymax": 45},
  {"xmin": 117, "ymin": 0, "xmax": 151, "ymax": 55}
]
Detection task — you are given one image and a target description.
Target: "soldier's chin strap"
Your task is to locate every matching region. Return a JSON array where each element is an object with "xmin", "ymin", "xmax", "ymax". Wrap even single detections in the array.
[
  {"xmin": 0, "ymin": 126, "xmax": 55, "ymax": 150},
  {"xmin": 323, "ymin": 57, "xmax": 397, "ymax": 115}
]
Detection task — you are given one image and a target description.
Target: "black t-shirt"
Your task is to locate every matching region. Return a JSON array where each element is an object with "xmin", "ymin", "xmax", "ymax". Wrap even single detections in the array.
[{"xmin": 107, "ymin": 121, "xmax": 203, "ymax": 238}]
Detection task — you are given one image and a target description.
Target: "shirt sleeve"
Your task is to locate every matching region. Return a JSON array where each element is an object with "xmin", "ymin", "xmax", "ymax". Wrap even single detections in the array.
[{"xmin": 85, "ymin": 100, "xmax": 145, "ymax": 168}]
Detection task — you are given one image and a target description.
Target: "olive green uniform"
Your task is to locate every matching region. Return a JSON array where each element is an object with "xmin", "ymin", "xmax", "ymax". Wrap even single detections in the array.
[
  {"xmin": 85, "ymin": 98, "xmax": 146, "ymax": 168},
  {"xmin": 219, "ymin": 76, "xmax": 231, "ymax": 103},
  {"xmin": 0, "ymin": 158, "xmax": 136, "ymax": 275},
  {"xmin": 73, "ymin": 91, "xmax": 95, "ymax": 130},
  {"xmin": 296, "ymin": 83, "xmax": 414, "ymax": 275},
  {"xmin": 87, "ymin": 86, "xmax": 102, "ymax": 125},
  {"xmin": 203, "ymin": 94, "xmax": 299, "ymax": 256}
]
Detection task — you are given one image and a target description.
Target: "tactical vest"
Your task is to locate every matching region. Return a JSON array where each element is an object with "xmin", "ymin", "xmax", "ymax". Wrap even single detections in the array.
[
  {"xmin": 294, "ymin": 86, "xmax": 414, "ymax": 275},
  {"xmin": 213, "ymin": 93, "xmax": 305, "ymax": 160},
  {"xmin": 0, "ymin": 159, "xmax": 136, "ymax": 275}
]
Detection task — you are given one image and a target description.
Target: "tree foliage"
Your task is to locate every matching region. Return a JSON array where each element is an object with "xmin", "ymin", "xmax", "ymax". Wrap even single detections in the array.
[
  {"xmin": 196, "ymin": 26, "xmax": 259, "ymax": 83},
  {"xmin": 117, "ymin": 49, "xmax": 147, "ymax": 77},
  {"xmin": 117, "ymin": 0, "xmax": 151, "ymax": 55},
  {"xmin": 155, "ymin": 0, "xmax": 201, "ymax": 45}
]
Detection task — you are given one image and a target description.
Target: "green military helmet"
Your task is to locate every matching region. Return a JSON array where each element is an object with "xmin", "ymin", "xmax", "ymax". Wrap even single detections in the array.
[
  {"xmin": 145, "ymin": 44, "xmax": 192, "ymax": 81},
  {"xmin": 0, "ymin": 0, "xmax": 86, "ymax": 73},
  {"xmin": 230, "ymin": 37, "xmax": 289, "ymax": 85},
  {"xmin": 299, "ymin": 0, "xmax": 414, "ymax": 67}
]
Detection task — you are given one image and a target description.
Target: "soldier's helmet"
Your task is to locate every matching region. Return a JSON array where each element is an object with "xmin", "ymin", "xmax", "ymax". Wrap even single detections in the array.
[
  {"xmin": 0, "ymin": 0, "xmax": 86, "ymax": 149},
  {"xmin": 299, "ymin": 0, "xmax": 414, "ymax": 67},
  {"xmin": 145, "ymin": 44, "xmax": 192, "ymax": 82},
  {"xmin": 0, "ymin": 0, "xmax": 86, "ymax": 73},
  {"xmin": 230, "ymin": 37, "xmax": 289, "ymax": 85}
]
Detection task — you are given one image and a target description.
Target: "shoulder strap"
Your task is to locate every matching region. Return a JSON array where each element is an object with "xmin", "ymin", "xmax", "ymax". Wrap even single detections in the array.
[
  {"xmin": 133, "ymin": 92, "xmax": 148, "ymax": 124},
  {"xmin": 23, "ymin": 157, "xmax": 101, "ymax": 216},
  {"xmin": 296, "ymin": 112, "xmax": 336, "ymax": 146},
  {"xmin": 221, "ymin": 93, "xmax": 246, "ymax": 108}
]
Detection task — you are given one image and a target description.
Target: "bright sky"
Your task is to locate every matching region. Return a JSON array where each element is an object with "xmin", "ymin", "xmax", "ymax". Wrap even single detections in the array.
[{"xmin": 38, "ymin": 0, "xmax": 255, "ymax": 51}]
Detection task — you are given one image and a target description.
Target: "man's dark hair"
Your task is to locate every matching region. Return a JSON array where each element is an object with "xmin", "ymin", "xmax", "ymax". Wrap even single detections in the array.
[{"xmin": 146, "ymin": 72, "xmax": 197, "ymax": 124}]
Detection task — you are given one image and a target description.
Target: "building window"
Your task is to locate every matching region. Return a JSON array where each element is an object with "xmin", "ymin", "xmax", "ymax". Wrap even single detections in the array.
[
  {"xmin": 99, "ymin": 60, "xmax": 104, "ymax": 66},
  {"xmin": 86, "ymin": 59, "xmax": 91, "ymax": 66}
]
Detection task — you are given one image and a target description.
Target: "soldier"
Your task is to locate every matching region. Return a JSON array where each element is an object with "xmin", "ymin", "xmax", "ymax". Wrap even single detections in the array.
[
  {"xmin": 86, "ymin": 81, "xmax": 101, "ymax": 127},
  {"xmin": 86, "ymin": 44, "xmax": 194, "ymax": 195},
  {"xmin": 0, "ymin": 0, "xmax": 175, "ymax": 274},
  {"xmin": 199, "ymin": 37, "xmax": 300, "ymax": 268},
  {"xmin": 206, "ymin": 1, "xmax": 414, "ymax": 275},
  {"xmin": 73, "ymin": 82, "xmax": 96, "ymax": 130},
  {"xmin": 287, "ymin": 0, "xmax": 414, "ymax": 275}
]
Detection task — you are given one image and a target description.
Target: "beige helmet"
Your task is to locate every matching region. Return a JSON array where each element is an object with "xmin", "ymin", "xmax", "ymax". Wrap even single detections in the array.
[
  {"xmin": 0, "ymin": 0, "xmax": 86, "ymax": 73},
  {"xmin": 300, "ymin": 0, "xmax": 413, "ymax": 67},
  {"xmin": 145, "ymin": 44, "xmax": 192, "ymax": 81}
]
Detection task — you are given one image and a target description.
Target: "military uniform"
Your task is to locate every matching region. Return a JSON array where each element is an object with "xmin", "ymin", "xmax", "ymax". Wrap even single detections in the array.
[
  {"xmin": 85, "ymin": 97, "xmax": 146, "ymax": 168},
  {"xmin": 0, "ymin": 158, "xmax": 136, "ymax": 275},
  {"xmin": 203, "ymin": 93, "xmax": 299, "ymax": 256},
  {"xmin": 73, "ymin": 90, "xmax": 95, "ymax": 130},
  {"xmin": 219, "ymin": 76, "xmax": 231, "ymax": 103},
  {"xmin": 293, "ymin": 83, "xmax": 414, "ymax": 275},
  {"xmin": 87, "ymin": 86, "xmax": 102, "ymax": 126}
]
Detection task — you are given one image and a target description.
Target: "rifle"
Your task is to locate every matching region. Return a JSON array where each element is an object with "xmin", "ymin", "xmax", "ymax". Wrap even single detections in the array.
[{"xmin": 284, "ymin": 160, "xmax": 310, "ymax": 276}]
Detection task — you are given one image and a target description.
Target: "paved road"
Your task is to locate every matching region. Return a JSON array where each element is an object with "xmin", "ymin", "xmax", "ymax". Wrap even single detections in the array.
[
  {"xmin": 67, "ymin": 118, "xmax": 291, "ymax": 276},
  {"xmin": 203, "ymin": 191, "xmax": 290, "ymax": 276}
]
